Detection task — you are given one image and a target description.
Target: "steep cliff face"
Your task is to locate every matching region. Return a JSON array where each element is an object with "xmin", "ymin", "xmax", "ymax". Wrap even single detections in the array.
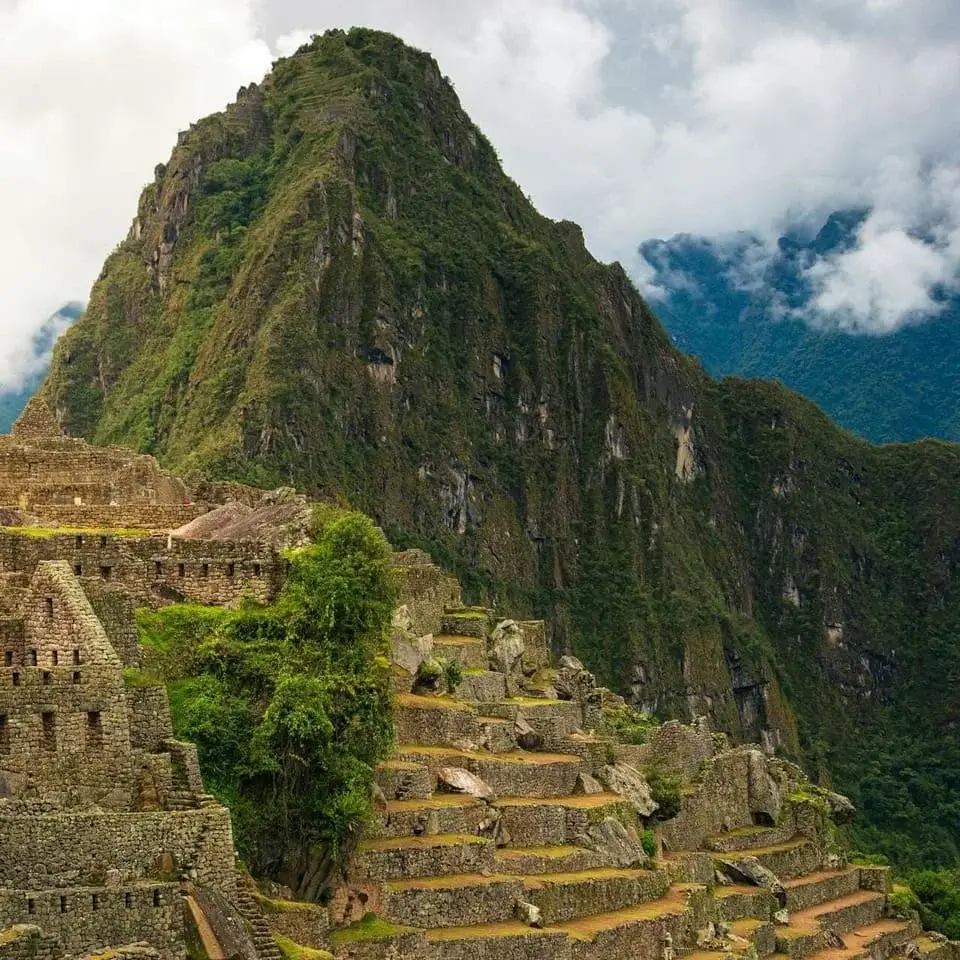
[{"xmin": 43, "ymin": 29, "xmax": 960, "ymax": 866}]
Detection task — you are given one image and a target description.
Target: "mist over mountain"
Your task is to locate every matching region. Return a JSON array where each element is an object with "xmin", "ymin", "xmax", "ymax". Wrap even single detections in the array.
[
  {"xmin": 641, "ymin": 212, "xmax": 960, "ymax": 445},
  {"xmin": 0, "ymin": 303, "xmax": 82, "ymax": 434}
]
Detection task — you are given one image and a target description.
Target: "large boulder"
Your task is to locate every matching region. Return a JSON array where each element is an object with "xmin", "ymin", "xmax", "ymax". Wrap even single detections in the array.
[
  {"xmin": 514, "ymin": 713, "xmax": 543, "ymax": 751},
  {"xmin": 392, "ymin": 633, "xmax": 434, "ymax": 676},
  {"xmin": 717, "ymin": 855, "xmax": 786, "ymax": 907},
  {"xmin": 575, "ymin": 817, "xmax": 648, "ymax": 869},
  {"xmin": 490, "ymin": 620, "xmax": 525, "ymax": 675},
  {"xmin": 822, "ymin": 789, "xmax": 856, "ymax": 824},
  {"xmin": 747, "ymin": 749, "xmax": 782, "ymax": 824},
  {"xmin": 599, "ymin": 763, "xmax": 658, "ymax": 818},
  {"xmin": 437, "ymin": 768, "xmax": 495, "ymax": 802}
]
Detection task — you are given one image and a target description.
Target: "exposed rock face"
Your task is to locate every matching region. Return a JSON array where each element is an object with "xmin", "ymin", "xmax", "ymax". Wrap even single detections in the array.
[
  {"xmin": 599, "ymin": 763, "xmax": 658, "ymax": 818},
  {"xmin": 575, "ymin": 817, "xmax": 649, "ymax": 869},
  {"xmin": 489, "ymin": 620, "xmax": 525, "ymax": 676}
]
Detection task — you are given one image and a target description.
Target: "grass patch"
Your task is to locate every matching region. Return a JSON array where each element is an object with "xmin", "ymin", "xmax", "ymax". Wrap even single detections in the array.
[{"xmin": 331, "ymin": 914, "xmax": 416, "ymax": 946}]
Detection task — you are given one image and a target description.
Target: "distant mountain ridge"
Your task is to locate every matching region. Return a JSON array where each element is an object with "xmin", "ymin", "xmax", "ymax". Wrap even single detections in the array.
[
  {"xmin": 641, "ymin": 212, "xmax": 960, "ymax": 444},
  {"xmin": 0, "ymin": 303, "xmax": 82, "ymax": 434}
]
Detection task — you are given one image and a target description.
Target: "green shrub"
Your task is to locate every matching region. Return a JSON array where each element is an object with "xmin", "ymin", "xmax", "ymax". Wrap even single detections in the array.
[
  {"xmin": 140, "ymin": 511, "xmax": 396, "ymax": 882},
  {"xmin": 601, "ymin": 705, "xmax": 660, "ymax": 746},
  {"xmin": 640, "ymin": 829, "xmax": 657, "ymax": 859},
  {"xmin": 888, "ymin": 885, "xmax": 922, "ymax": 921},
  {"xmin": 645, "ymin": 764, "xmax": 683, "ymax": 822},
  {"xmin": 443, "ymin": 659, "xmax": 463, "ymax": 694}
]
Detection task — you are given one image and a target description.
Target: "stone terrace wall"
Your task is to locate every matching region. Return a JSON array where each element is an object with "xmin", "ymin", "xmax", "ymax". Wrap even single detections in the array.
[
  {"xmin": 0, "ymin": 808, "xmax": 237, "ymax": 894},
  {"xmin": 393, "ymin": 549, "xmax": 462, "ymax": 639},
  {"xmin": 619, "ymin": 718, "xmax": 716, "ymax": 783},
  {"xmin": 0, "ymin": 884, "xmax": 183, "ymax": 960},
  {"xmin": 0, "ymin": 926, "xmax": 62, "ymax": 960},
  {"xmin": 0, "ymin": 562, "xmax": 136, "ymax": 809},
  {"xmin": 33, "ymin": 505, "xmax": 207, "ymax": 531},
  {"xmin": 659, "ymin": 747, "xmax": 804, "ymax": 852},
  {"xmin": 0, "ymin": 532, "xmax": 283, "ymax": 609}
]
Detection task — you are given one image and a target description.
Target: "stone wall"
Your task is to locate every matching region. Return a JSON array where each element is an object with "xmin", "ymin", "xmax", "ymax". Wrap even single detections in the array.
[
  {"xmin": 0, "ymin": 532, "xmax": 283, "ymax": 609},
  {"xmin": 85, "ymin": 583, "xmax": 142, "ymax": 666},
  {"xmin": 659, "ymin": 747, "xmax": 804, "ymax": 852},
  {"xmin": 0, "ymin": 808, "xmax": 237, "ymax": 894},
  {"xmin": 0, "ymin": 562, "xmax": 136, "ymax": 809},
  {"xmin": 619, "ymin": 718, "xmax": 716, "ymax": 783},
  {"xmin": 0, "ymin": 926, "xmax": 61, "ymax": 960},
  {"xmin": 32, "ymin": 505, "xmax": 207, "ymax": 532},
  {"xmin": 0, "ymin": 884, "xmax": 184, "ymax": 960},
  {"xmin": 392, "ymin": 550, "xmax": 461, "ymax": 639},
  {"xmin": 127, "ymin": 687, "xmax": 174, "ymax": 753}
]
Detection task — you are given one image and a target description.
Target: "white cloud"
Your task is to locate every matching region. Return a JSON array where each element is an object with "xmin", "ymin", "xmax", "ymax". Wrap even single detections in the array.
[
  {"xmin": 0, "ymin": 0, "xmax": 272, "ymax": 389},
  {"xmin": 3, "ymin": 0, "xmax": 960, "ymax": 386}
]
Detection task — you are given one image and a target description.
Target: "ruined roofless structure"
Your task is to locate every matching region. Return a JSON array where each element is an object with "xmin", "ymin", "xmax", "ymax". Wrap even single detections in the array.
[{"xmin": 0, "ymin": 400, "xmax": 302, "ymax": 960}]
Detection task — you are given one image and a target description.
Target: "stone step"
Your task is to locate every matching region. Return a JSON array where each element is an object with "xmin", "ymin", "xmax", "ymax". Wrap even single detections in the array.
[
  {"xmin": 713, "ymin": 883, "xmax": 779, "ymax": 922},
  {"xmin": 397, "ymin": 746, "xmax": 584, "ymax": 798},
  {"xmin": 523, "ymin": 868, "xmax": 672, "ymax": 925},
  {"xmin": 775, "ymin": 892, "xmax": 887, "ymax": 959},
  {"xmin": 551, "ymin": 883, "xmax": 709, "ymax": 957},
  {"xmin": 425, "ymin": 921, "xmax": 567, "ymax": 960},
  {"xmin": 559, "ymin": 733, "xmax": 613, "ymax": 771},
  {"xmin": 784, "ymin": 869, "xmax": 863, "ymax": 913},
  {"xmin": 440, "ymin": 610, "xmax": 491, "ymax": 639},
  {"xmin": 730, "ymin": 918, "xmax": 777, "ymax": 957},
  {"xmin": 372, "ymin": 795, "xmax": 488, "ymax": 840},
  {"xmin": 705, "ymin": 824, "xmax": 797, "ymax": 854},
  {"xmin": 483, "ymin": 699, "xmax": 584, "ymax": 745},
  {"xmin": 494, "ymin": 794, "xmax": 637, "ymax": 848},
  {"xmin": 376, "ymin": 759, "xmax": 434, "ymax": 801},
  {"xmin": 352, "ymin": 834, "xmax": 496, "ymax": 882},
  {"xmin": 495, "ymin": 846, "xmax": 610, "ymax": 876},
  {"xmin": 459, "ymin": 670, "xmax": 509, "ymax": 702},
  {"xmin": 394, "ymin": 693, "xmax": 482, "ymax": 746},
  {"xmin": 916, "ymin": 934, "xmax": 955, "ymax": 960},
  {"xmin": 798, "ymin": 891, "xmax": 887, "ymax": 937},
  {"xmin": 381, "ymin": 873, "xmax": 526, "ymax": 928},
  {"xmin": 422, "ymin": 884, "xmax": 707, "ymax": 959},
  {"xmin": 433, "ymin": 635, "xmax": 489, "ymax": 671},
  {"xmin": 478, "ymin": 717, "xmax": 519, "ymax": 754},
  {"xmin": 802, "ymin": 917, "xmax": 918, "ymax": 960},
  {"xmin": 716, "ymin": 838, "xmax": 822, "ymax": 881}
]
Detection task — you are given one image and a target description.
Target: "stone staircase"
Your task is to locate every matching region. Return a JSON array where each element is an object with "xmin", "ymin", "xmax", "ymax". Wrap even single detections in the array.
[
  {"xmin": 235, "ymin": 869, "xmax": 285, "ymax": 960},
  {"xmin": 319, "ymin": 603, "xmax": 953, "ymax": 960}
]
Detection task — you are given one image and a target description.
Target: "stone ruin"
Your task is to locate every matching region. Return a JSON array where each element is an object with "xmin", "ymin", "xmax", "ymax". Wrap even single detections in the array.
[{"xmin": 0, "ymin": 400, "xmax": 956, "ymax": 960}]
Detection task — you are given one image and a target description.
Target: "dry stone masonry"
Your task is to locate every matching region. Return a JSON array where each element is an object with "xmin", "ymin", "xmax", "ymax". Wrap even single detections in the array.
[
  {"xmin": 0, "ymin": 401, "xmax": 956, "ymax": 960},
  {"xmin": 317, "ymin": 552, "xmax": 960, "ymax": 960}
]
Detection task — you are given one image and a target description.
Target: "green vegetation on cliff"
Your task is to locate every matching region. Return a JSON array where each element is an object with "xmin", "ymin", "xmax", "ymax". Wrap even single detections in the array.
[
  {"xmin": 137, "ymin": 509, "xmax": 395, "ymax": 891},
  {"xmin": 45, "ymin": 28, "xmax": 960, "ymax": 870}
]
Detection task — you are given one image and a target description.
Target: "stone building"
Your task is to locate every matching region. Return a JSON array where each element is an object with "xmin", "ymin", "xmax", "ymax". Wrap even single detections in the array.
[{"xmin": 0, "ymin": 401, "xmax": 285, "ymax": 960}]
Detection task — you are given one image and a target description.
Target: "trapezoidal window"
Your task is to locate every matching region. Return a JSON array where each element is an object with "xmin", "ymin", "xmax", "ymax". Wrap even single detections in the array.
[
  {"xmin": 75, "ymin": 535, "xmax": 83, "ymax": 549},
  {"xmin": 51, "ymin": 650, "xmax": 59, "ymax": 666},
  {"xmin": 178, "ymin": 563, "xmax": 185, "ymax": 579},
  {"xmin": 41, "ymin": 712, "xmax": 56, "ymax": 751},
  {"xmin": 253, "ymin": 563, "xmax": 262, "ymax": 578},
  {"xmin": 3, "ymin": 651, "xmax": 11, "ymax": 667},
  {"xmin": 201, "ymin": 563, "xmax": 210, "ymax": 579},
  {"xmin": 74, "ymin": 564, "xmax": 83, "ymax": 577},
  {"xmin": 99, "ymin": 566, "xmax": 112, "ymax": 581},
  {"xmin": 0, "ymin": 714, "xmax": 9, "ymax": 755},
  {"xmin": 227, "ymin": 562, "xmax": 236, "ymax": 579},
  {"xmin": 73, "ymin": 648, "xmax": 81, "ymax": 665},
  {"xmin": 155, "ymin": 561, "xmax": 163, "ymax": 578},
  {"xmin": 28, "ymin": 649, "xmax": 37, "ymax": 666},
  {"xmin": 44, "ymin": 597, "xmax": 53, "ymax": 619},
  {"xmin": 86, "ymin": 711, "xmax": 103, "ymax": 749}
]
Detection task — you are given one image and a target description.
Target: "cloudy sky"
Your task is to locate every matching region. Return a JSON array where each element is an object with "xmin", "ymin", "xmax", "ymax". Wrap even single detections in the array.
[{"xmin": 1, "ymin": 0, "xmax": 959, "ymax": 385}]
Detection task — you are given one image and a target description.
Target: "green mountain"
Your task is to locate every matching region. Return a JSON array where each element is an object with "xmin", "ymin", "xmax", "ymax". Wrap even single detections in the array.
[
  {"xmin": 641, "ymin": 215, "xmax": 960, "ymax": 444},
  {"xmin": 0, "ymin": 303, "xmax": 82, "ymax": 433},
  {"xmin": 43, "ymin": 28, "xmax": 960, "ymax": 868}
]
